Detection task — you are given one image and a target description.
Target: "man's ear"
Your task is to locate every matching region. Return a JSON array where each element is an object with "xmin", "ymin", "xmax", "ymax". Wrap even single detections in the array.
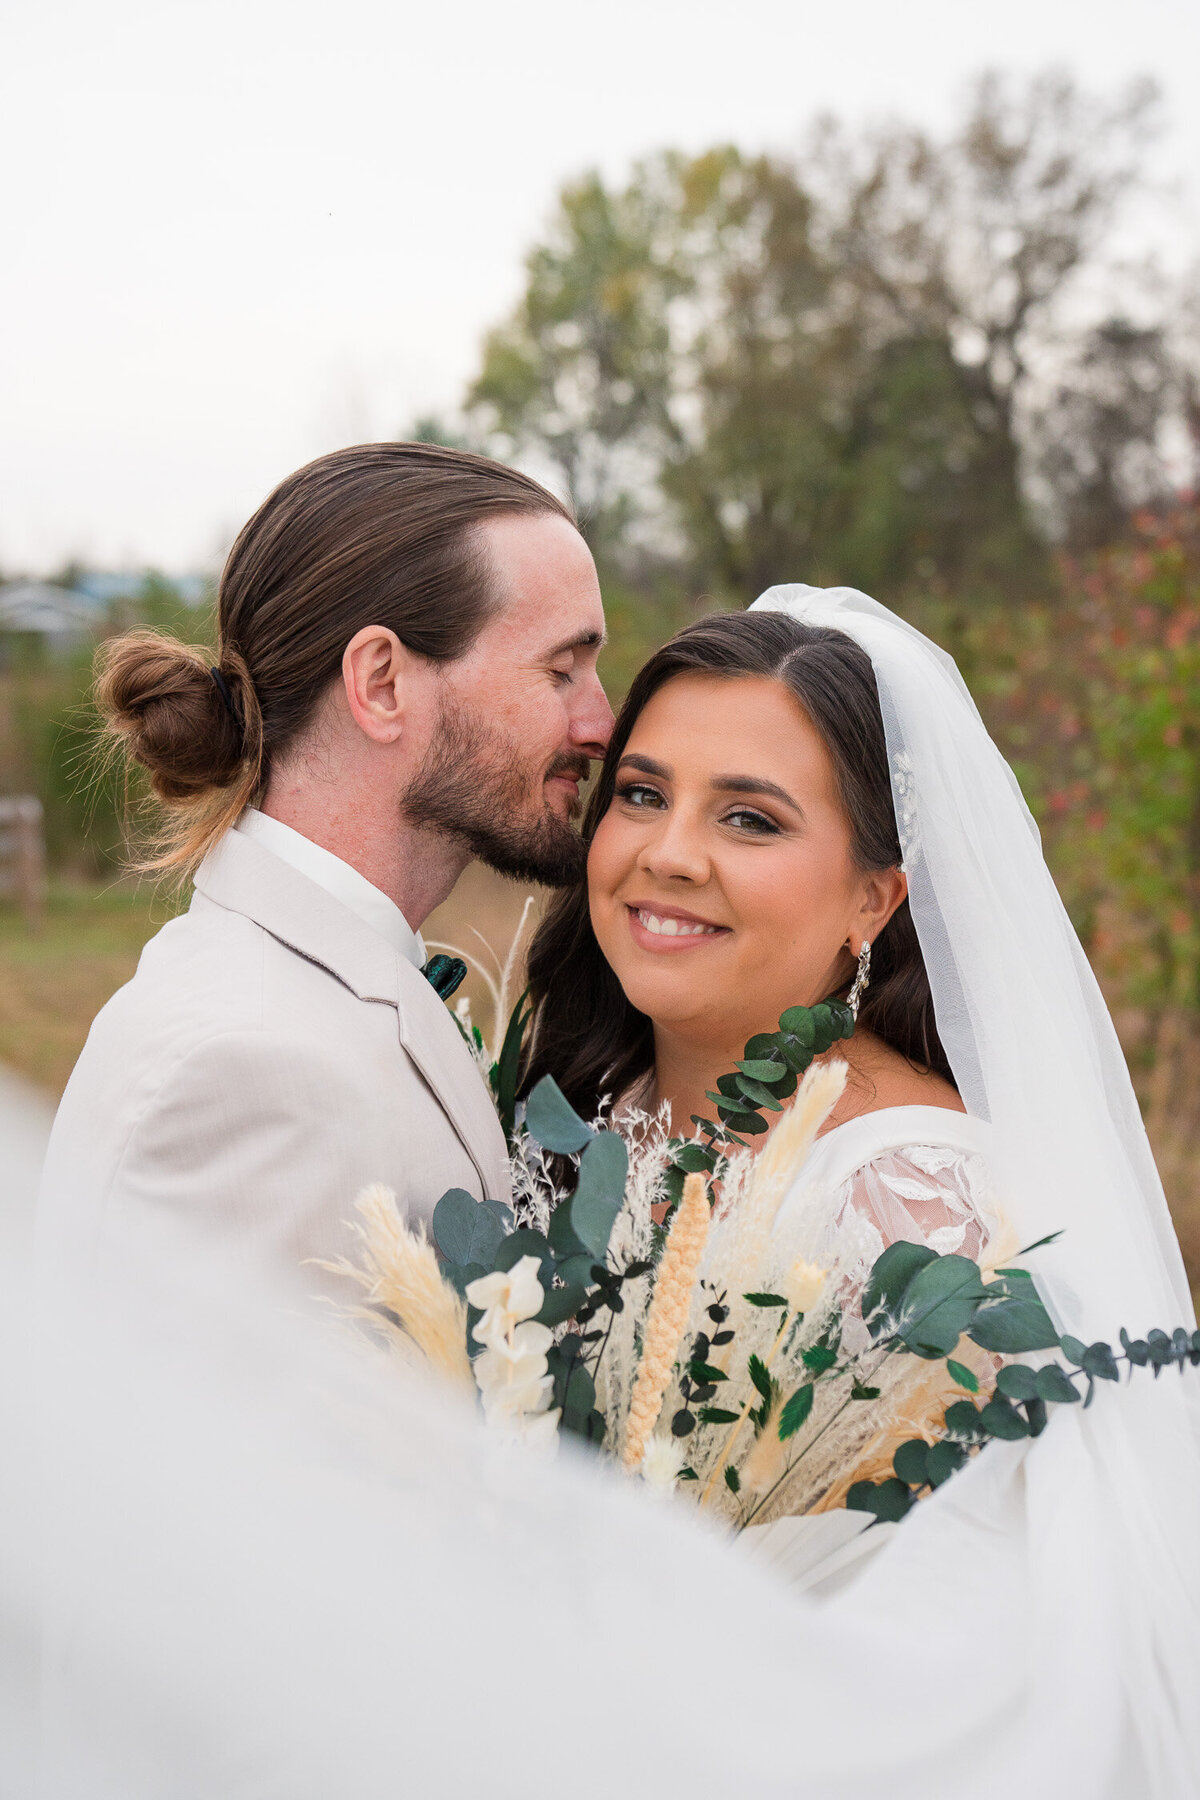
[
  {"xmin": 341, "ymin": 627, "xmax": 419, "ymax": 745},
  {"xmin": 853, "ymin": 866, "xmax": 908, "ymax": 952}
]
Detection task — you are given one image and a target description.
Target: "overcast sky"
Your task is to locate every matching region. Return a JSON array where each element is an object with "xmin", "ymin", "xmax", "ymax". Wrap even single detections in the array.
[{"xmin": 3, "ymin": 0, "xmax": 1198, "ymax": 575}]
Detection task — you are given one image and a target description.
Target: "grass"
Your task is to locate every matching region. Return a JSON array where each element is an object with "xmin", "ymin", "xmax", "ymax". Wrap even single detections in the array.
[{"xmin": 3, "ymin": 872, "xmax": 1196, "ymax": 1303}]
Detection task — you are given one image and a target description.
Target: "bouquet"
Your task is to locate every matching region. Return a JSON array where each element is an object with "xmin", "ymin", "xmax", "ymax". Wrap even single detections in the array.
[{"xmin": 330, "ymin": 994, "xmax": 1200, "ymax": 1533}]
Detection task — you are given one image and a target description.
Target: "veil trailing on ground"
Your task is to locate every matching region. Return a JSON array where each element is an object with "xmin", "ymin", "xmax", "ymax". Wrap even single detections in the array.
[{"xmin": 751, "ymin": 583, "xmax": 1200, "ymax": 1782}]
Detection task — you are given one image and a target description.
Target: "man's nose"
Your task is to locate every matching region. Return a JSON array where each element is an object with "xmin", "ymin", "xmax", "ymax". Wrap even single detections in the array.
[{"xmin": 568, "ymin": 669, "xmax": 615, "ymax": 760}]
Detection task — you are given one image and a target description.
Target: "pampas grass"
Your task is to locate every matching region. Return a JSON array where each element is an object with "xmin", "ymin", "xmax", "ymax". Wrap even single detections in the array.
[
  {"xmin": 321, "ymin": 1184, "xmax": 472, "ymax": 1388},
  {"xmin": 622, "ymin": 1174, "xmax": 711, "ymax": 1471}
]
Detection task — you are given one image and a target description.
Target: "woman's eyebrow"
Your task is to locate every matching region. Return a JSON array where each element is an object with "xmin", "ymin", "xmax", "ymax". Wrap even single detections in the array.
[
  {"xmin": 710, "ymin": 773, "xmax": 804, "ymax": 813},
  {"xmin": 618, "ymin": 753, "xmax": 672, "ymax": 778}
]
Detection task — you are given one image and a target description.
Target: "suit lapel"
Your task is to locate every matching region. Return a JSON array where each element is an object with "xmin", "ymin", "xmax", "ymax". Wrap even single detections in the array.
[{"xmin": 194, "ymin": 830, "xmax": 510, "ymax": 1200}]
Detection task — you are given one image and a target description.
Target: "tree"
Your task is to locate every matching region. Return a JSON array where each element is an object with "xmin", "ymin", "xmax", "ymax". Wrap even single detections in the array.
[{"xmin": 466, "ymin": 72, "xmax": 1178, "ymax": 603}]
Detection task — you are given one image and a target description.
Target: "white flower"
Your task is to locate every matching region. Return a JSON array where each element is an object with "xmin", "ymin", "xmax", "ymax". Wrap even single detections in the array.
[
  {"xmin": 785, "ymin": 1258, "xmax": 827, "ymax": 1315},
  {"xmin": 639, "ymin": 1433, "xmax": 685, "ymax": 1494},
  {"xmin": 488, "ymin": 1405, "xmax": 562, "ymax": 1462},
  {"xmin": 466, "ymin": 1255, "xmax": 546, "ymax": 1345}
]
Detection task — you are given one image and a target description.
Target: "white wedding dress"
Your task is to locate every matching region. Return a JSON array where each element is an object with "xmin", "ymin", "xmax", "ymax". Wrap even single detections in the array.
[{"xmin": 8, "ymin": 586, "xmax": 1198, "ymax": 1798}]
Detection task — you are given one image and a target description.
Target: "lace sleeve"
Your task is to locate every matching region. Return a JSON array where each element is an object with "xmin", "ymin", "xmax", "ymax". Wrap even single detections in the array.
[{"xmin": 828, "ymin": 1144, "xmax": 1003, "ymax": 1299}]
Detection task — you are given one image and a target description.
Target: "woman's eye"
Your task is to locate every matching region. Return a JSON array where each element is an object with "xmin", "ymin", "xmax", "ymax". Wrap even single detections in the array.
[
  {"xmin": 724, "ymin": 807, "xmax": 780, "ymax": 836},
  {"xmin": 615, "ymin": 781, "xmax": 666, "ymax": 809}
]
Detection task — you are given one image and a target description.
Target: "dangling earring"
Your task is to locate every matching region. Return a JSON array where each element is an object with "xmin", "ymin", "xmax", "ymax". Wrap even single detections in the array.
[{"xmin": 847, "ymin": 940, "xmax": 872, "ymax": 1021}]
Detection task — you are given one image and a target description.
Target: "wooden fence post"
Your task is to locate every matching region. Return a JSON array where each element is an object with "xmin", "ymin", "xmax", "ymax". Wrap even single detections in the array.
[{"xmin": 0, "ymin": 796, "xmax": 46, "ymax": 930}]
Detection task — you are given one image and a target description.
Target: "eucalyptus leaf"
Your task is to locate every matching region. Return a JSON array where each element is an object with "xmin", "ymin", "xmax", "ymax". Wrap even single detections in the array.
[
  {"xmin": 968, "ymin": 1286, "xmax": 1060, "ymax": 1354},
  {"xmin": 995, "ymin": 1363, "xmax": 1040, "ymax": 1402},
  {"xmin": 979, "ymin": 1395, "xmax": 1031, "ymax": 1440},
  {"xmin": 738, "ymin": 1058, "xmax": 788, "ymax": 1082},
  {"xmin": 432, "ymin": 1189, "xmax": 510, "ymax": 1269},
  {"xmin": 524, "ymin": 1074, "xmax": 594, "ymax": 1155},
  {"xmin": 892, "ymin": 1437, "xmax": 930, "ymax": 1487},
  {"xmin": 925, "ymin": 1440, "xmax": 967, "ymax": 1487},
  {"xmin": 1035, "ymin": 1363, "xmax": 1081, "ymax": 1404},
  {"xmin": 568, "ymin": 1131, "xmax": 629, "ymax": 1260},
  {"xmin": 894, "ymin": 1255, "xmax": 989, "ymax": 1359},
  {"xmin": 734, "ymin": 1074, "xmax": 785, "ymax": 1110},
  {"xmin": 495, "ymin": 1229, "xmax": 555, "ymax": 1284},
  {"xmin": 846, "ymin": 1478, "xmax": 914, "ymax": 1523},
  {"xmin": 861, "ymin": 1240, "xmax": 937, "ymax": 1335}
]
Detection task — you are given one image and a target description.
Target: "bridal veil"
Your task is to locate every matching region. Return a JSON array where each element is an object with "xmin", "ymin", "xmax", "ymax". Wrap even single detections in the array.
[{"xmin": 751, "ymin": 583, "xmax": 1200, "ymax": 1787}]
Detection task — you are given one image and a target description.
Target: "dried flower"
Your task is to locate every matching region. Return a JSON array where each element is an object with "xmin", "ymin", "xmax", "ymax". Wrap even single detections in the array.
[
  {"xmin": 784, "ymin": 1258, "xmax": 827, "ymax": 1315},
  {"xmin": 467, "ymin": 1256, "xmax": 546, "ymax": 1347},
  {"xmin": 321, "ymin": 1184, "xmax": 472, "ymax": 1386},
  {"xmin": 640, "ymin": 1434, "xmax": 685, "ymax": 1494},
  {"xmin": 623, "ymin": 1173, "xmax": 711, "ymax": 1471}
]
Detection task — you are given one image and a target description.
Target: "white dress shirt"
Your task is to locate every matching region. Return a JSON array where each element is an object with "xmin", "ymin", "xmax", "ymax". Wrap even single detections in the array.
[{"xmin": 236, "ymin": 808, "xmax": 426, "ymax": 969}]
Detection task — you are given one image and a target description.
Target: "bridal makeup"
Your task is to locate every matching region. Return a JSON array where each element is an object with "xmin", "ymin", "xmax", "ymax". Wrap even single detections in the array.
[{"xmin": 586, "ymin": 671, "xmax": 900, "ymax": 1050}]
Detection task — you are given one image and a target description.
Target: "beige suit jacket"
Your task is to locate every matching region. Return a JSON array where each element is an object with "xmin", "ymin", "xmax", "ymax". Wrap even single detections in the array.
[{"xmin": 37, "ymin": 829, "xmax": 510, "ymax": 1302}]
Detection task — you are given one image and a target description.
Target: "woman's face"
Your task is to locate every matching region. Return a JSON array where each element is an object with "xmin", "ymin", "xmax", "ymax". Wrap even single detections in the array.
[{"xmin": 587, "ymin": 672, "xmax": 903, "ymax": 1052}]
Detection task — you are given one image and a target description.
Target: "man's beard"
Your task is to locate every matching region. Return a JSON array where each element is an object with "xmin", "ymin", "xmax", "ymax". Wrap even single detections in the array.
[{"xmin": 402, "ymin": 696, "xmax": 589, "ymax": 887}]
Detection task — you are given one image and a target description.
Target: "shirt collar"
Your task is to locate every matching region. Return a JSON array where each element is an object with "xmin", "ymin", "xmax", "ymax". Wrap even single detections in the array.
[{"xmin": 235, "ymin": 808, "xmax": 426, "ymax": 970}]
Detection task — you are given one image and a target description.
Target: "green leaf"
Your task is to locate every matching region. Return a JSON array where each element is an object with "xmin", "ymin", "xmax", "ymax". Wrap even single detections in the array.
[
  {"xmin": 715, "ymin": 1073, "xmax": 744, "ymax": 1101},
  {"xmin": 925, "ymin": 1439, "xmax": 967, "ymax": 1487},
  {"xmin": 1035, "ymin": 1363, "xmax": 1081, "ymax": 1404},
  {"xmin": 892, "ymin": 1438, "xmax": 930, "ymax": 1487},
  {"xmin": 946, "ymin": 1358, "xmax": 979, "ymax": 1394},
  {"xmin": 559, "ymin": 1361, "xmax": 597, "ymax": 1434},
  {"xmin": 734, "ymin": 1074, "xmax": 784, "ymax": 1110},
  {"xmin": 978, "ymin": 1395, "xmax": 1031, "ymax": 1440},
  {"xmin": 1059, "ymin": 1334, "xmax": 1088, "ymax": 1367},
  {"xmin": 850, "ymin": 1381, "xmax": 881, "ymax": 1400},
  {"xmin": 688, "ymin": 1361, "xmax": 728, "ymax": 1385},
  {"xmin": 724, "ymin": 1464, "xmax": 741, "ymax": 1495},
  {"xmin": 778, "ymin": 1006, "xmax": 816, "ymax": 1046},
  {"xmin": 995, "ymin": 1363, "xmax": 1040, "ymax": 1403},
  {"xmin": 567, "ymin": 1131, "xmax": 629, "ymax": 1260},
  {"xmin": 801, "ymin": 1343, "xmax": 838, "ymax": 1374},
  {"xmin": 744, "ymin": 1292, "xmax": 788, "ymax": 1308},
  {"xmin": 697, "ymin": 1407, "xmax": 741, "ymax": 1426},
  {"xmin": 441, "ymin": 1259, "xmax": 487, "ymax": 1299},
  {"xmin": 524, "ymin": 1074, "xmax": 594, "ymax": 1154},
  {"xmin": 432, "ymin": 1189, "xmax": 511, "ymax": 1268},
  {"xmin": 1081, "ymin": 1340, "xmax": 1120, "ymax": 1383},
  {"xmin": 535, "ymin": 1283, "xmax": 588, "ymax": 1328},
  {"xmin": 494, "ymin": 1228, "xmax": 554, "ymax": 1284},
  {"xmin": 894, "ymin": 1255, "xmax": 990, "ymax": 1359},
  {"xmin": 716, "ymin": 1109, "xmax": 769, "ymax": 1136},
  {"xmin": 492, "ymin": 994, "xmax": 532, "ymax": 1145},
  {"xmin": 861, "ymin": 1240, "xmax": 938, "ymax": 1335},
  {"xmin": 743, "ymin": 1033, "xmax": 783, "ymax": 1060},
  {"xmin": 547, "ymin": 1199, "xmax": 586, "ymax": 1260},
  {"xmin": 737, "ymin": 1058, "xmax": 788, "ymax": 1082},
  {"xmin": 748, "ymin": 1354, "xmax": 774, "ymax": 1405},
  {"xmin": 944, "ymin": 1400, "xmax": 988, "ymax": 1442},
  {"xmin": 778, "ymin": 1383, "xmax": 815, "ymax": 1441},
  {"xmin": 968, "ymin": 1285, "xmax": 1060, "ymax": 1354},
  {"xmin": 846, "ymin": 1478, "xmax": 913, "ymax": 1523},
  {"xmin": 672, "ymin": 1143, "xmax": 716, "ymax": 1174}
]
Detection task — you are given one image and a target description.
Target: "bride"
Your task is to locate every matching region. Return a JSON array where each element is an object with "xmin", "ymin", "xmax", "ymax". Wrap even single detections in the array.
[{"xmin": 519, "ymin": 584, "xmax": 1199, "ymax": 1785}]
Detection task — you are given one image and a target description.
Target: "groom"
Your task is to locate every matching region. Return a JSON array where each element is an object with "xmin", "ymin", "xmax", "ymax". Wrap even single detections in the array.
[{"xmin": 38, "ymin": 444, "xmax": 613, "ymax": 1304}]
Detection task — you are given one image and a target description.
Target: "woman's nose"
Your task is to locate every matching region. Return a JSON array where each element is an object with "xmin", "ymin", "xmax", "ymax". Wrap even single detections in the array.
[{"xmin": 636, "ymin": 808, "xmax": 710, "ymax": 885}]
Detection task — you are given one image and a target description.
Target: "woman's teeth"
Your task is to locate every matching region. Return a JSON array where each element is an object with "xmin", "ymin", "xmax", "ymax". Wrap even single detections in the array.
[{"xmin": 635, "ymin": 908, "xmax": 719, "ymax": 938}]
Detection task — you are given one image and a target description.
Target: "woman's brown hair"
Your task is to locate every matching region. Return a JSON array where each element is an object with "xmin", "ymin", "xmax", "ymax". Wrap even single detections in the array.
[
  {"xmin": 95, "ymin": 441, "xmax": 574, "ymax": 876},
  {"xmin": 521, "ymin": 609, "xmax": 952, "ymax": 1115}
]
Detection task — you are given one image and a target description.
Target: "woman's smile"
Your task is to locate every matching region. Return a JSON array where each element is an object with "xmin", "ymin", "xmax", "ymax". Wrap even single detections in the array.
[{"xmin": 626, "ymin": 901, "xmax": 732, "ymax": 951}]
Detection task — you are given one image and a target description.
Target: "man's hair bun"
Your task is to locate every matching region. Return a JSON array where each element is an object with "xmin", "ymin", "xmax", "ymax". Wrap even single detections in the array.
[{"xmin": 96, "ymin": 633, "xmax": 259, "ymax": 802}]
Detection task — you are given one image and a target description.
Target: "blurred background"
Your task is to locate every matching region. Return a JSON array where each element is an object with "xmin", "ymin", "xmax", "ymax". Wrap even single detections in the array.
[{"xmin": 1, "ymin": 1, "xmax": 1197, "ymax": 1295}]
